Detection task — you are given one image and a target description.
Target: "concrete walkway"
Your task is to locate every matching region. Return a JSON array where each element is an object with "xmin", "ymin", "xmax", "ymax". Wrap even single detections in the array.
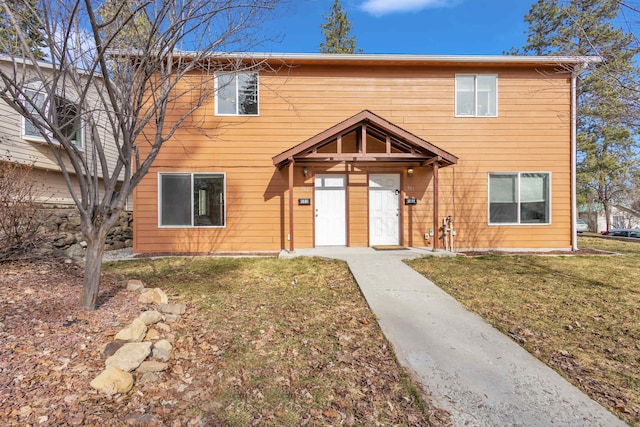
[{"xmin": 282, "ymin": 247, "xmax": 625, "ymax": 427}]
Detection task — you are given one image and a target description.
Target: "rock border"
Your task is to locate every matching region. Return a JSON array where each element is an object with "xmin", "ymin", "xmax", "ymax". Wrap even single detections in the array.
[{"xmin": 90, "ymin": 280, "xmax": 186, "ymax": 395}]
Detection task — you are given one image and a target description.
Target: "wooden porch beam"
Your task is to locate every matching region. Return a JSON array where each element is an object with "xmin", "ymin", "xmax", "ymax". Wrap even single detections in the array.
[
  {"xmin": 386, "ymin": 134, "xmax": 391, "ymax": 154},
  {"xmin": 432, "ymin": 161, "xmax": 439, "ymax": 252},
  {"xmin": 288, "ymin": 158, "xmax": 294, "ymax": 252},
  {"xmin": 337, "ymin": 135, "xmax": 342, "ymax": 154},
  {"xmin": 296, "ymin": 153, "xmax": 428, "ymax": 161}
]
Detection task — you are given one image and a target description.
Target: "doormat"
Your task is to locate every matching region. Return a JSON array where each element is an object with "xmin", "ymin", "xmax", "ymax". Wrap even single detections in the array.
[{"xmin": 372, "ymin": 245, "xmax": 407, "ymax": 251}]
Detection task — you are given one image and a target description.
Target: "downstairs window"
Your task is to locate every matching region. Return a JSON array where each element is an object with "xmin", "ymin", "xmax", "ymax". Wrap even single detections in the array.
[
  {"xmin": 489, "ymin": 172, "xmax": 550, "ymax": 225},
  {"xmin": 159, "ymin": 173, "xmax": 225, "ymax": 227}
]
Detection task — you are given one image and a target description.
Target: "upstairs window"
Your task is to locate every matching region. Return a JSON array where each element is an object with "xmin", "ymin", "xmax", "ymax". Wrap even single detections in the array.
[
  {"xmin": 22, "ymin": 89, "xmax": 84, "ymax": 149},
  {"xmin": 159, "ymin": 173, "xmax": 226, "ymax": 227},
  {"xmin": 455, "ymin": 74, "xmax": 497, "ymax": 117},
  {"xmin": 489, "ymin": 172, "xmax": 550, "ymax": 225},
  {"xmin": 215, "ymin": 72, "xmax": 259, "ymax": 116}
]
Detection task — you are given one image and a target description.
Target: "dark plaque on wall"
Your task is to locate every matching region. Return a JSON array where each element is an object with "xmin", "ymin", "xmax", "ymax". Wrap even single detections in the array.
[{"xmin": 404, "ymin": 198, "xmax": 417, "ymax": 205}]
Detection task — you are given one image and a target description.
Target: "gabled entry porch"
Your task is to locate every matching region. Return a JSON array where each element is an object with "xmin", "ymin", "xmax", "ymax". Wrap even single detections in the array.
[{"xmin": 272, "ymin": 110, "xmax": 458, "ymax": 252}]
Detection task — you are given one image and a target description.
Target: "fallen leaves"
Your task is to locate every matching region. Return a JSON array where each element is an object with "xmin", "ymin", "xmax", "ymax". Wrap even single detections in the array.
[{"xmin": 1, "ymin": 257, "xmax": 449, "ymax": 426}]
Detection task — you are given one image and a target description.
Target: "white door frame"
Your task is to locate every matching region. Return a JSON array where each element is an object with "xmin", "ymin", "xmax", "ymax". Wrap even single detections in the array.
[
  {"xmin": 314, "ymin": 174, "xmax": 347, "ymax": 246},
  {"xmin": 369, "ymin": 173, "xmax": 400, "ymax": 246}
]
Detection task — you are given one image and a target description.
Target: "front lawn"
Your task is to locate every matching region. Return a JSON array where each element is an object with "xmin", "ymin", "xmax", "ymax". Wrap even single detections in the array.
[
  {"xmin": 406, "ymin": 236, "xmax": 640, "ymax": 425},
  {"xmin": 105, "ymin": 256, "xmax": 447, "ymax": 426}
]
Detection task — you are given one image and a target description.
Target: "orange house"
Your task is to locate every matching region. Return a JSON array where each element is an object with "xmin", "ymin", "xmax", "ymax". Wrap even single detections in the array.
[{"xmin": 133, "ymin": 54, "xmax": 598, "ymax": 254}]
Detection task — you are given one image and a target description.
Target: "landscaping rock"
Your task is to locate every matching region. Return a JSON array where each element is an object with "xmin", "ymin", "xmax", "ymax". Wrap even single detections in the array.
[
  {"xmin": 138, "ymin": 310, "xmax": 162, "ymax": 325},
  {"xmin": 53, "ymin": 232, "xmax": 76, "ymax": 248},
  {"xmin": 126, "ymin": 280, "xmax": 145, "ymax": 292},
  {"xmin": 152, "ymin": 339, "xmax": 172, "ymax": 362},
  {"xmin": 112, "ymin": 241, "xmax": 125, "ymax": 250},
  {"xmin": 163, "ymin": 314, "xmax": 181, "ymax": 323},
  {"xmin": 37, "ymin": 208, "xmax": 133, "ymax": 253},
  {"xmin": 136, "ymin": 361, "xmax": 168, "ymax": 374},
  {"xmin": 158, "ymin": 303, "xmax": 186, "ymax": 315},
  {"xmin": 114, "ymin": 318, "xmax": 147, "ymax": 342},
  {"xmin": 100, "ymin": 340, "xmax": 128, "ymax": 360},
  {"xmin": 138, "ymin": 372, "xmax": 159, "ymax": 385},
  {"xmin": 105, "ymin": 342, "xmax": 153, "ymax": 372},
  {"xmin": 144, "ymin": 328, "xmax": 161, "ymax": 341},
  {"xmin": 90, "ymin": 367, "xmax": 134, "ymax": 395},
  {"xmin": 64, "ymin": 243, "xmax": 84, "ymax": 259},
  {"xmin": 139, "ymin": 288, "xmax": 168, "ymax": 305}
]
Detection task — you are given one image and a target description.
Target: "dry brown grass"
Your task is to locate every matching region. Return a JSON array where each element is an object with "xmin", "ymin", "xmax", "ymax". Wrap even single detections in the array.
[
  {"xmin": 406, "ymin": 236, "xmax": 640, "ymax": 425},
  {"xmin": 107, "ymin": 256, "xmax": 447, "ymax": 425}
]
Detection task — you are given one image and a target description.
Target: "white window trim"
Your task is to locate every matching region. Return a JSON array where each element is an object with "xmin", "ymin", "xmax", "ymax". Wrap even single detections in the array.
[
  {"xmin": 487, "ymin": 171, "xmax": 552, "ymax": 226},
  {"xmin": 214, "ymin": 71, "xmax": 260, "ymax": 117},
  {"xmin": 157, "ymin": 172, "xmax": 227, "ymax": 228},
  {"xmin": 455, "ymin": 74, "xmax": 498, "ymax": 118},
  {"xmin": 20, "ymin": 87, "xmax": 85, "ymax": 150}
]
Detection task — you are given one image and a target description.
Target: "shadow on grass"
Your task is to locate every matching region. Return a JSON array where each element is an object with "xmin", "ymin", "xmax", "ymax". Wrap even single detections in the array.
[
  {"xmin": 457, "ymin": 252, "xmax": 639, "ymax": 296},
  {"xmin": 104, "ymin": 256, "xmax": 247, "ymax": 292}
]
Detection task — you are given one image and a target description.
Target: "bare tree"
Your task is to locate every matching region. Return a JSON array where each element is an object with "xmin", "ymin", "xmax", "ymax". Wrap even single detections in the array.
[{"xmin": 0, "ymin": 0, "xmax": 281, "ymax": 310}]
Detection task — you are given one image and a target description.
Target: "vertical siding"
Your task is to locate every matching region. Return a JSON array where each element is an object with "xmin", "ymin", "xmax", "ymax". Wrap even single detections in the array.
[{"xmin": 134, "ymin": 62, "xmax": 572, "ymax": 253}]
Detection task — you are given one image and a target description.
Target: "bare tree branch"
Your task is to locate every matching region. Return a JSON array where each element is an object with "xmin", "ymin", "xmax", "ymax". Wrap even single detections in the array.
[{"xmin": 0, "ymin": 0, "xmax": 283, "ymax": 309}]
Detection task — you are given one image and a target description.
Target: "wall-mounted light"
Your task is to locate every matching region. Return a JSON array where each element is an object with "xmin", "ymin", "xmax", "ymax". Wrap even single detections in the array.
[
  {"xmin": 407, "ymin": 167, "xmax": 414, "ymax": 177},
  {"xmin": 303, "ymin": 167, "xmax": 308, "ymax": 178}
]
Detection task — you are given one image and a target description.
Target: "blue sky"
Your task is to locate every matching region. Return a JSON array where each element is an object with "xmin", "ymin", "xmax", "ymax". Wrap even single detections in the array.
[{"xmin": 259, "ymin": 0, "xmax": 537, "ymax": 55}]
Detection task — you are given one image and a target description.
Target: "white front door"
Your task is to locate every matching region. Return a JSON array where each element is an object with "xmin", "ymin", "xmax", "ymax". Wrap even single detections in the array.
[
  {"xmin": 315, "ymin": 174, "xmax": 346, "ymax": 246},
  {"xmin": 369, "ymin": 174, "xmax": 400, "ymax": 246}
]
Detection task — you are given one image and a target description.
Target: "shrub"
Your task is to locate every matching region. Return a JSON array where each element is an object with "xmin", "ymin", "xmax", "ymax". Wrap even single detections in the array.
[{"xmin": 0, "ymin": 162, "xmax": 44, "ymax": 261}]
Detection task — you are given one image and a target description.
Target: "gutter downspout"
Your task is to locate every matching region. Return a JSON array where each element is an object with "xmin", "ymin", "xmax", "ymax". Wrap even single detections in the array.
[{"xmin": 571, "ymin": 67, "xmax": 578, "ymax": 251}]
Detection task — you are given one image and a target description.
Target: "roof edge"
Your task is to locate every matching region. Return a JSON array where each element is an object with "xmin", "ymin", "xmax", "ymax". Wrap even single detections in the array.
[
  {"xmin": 244, "ymin": 52, "xmax": 601, "ymax": 65},
  {"xmin": 130, "ymin": 51, "xmax": 600, "ymax": 67}
]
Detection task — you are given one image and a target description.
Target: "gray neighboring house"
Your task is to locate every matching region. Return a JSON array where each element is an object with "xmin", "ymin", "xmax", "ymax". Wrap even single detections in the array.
[
  {"xmin": 0, "ymin": 56, "xmax": 128, "ymax": 208},
  {"xmin": 579, "ymin": 204, "xmax": 640, "ymax": 232}
]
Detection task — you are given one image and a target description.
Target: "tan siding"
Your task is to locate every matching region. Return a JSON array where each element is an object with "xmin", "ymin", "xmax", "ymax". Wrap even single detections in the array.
[
  {"xmin": 0, "ymin": 60, "xmax": 126, "ymax": 206},
  {"xmin": 134, "ymin": 62, "xmax": 573, "ymax": 253}
]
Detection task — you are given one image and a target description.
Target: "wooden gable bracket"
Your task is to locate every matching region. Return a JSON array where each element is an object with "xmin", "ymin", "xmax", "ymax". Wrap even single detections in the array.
[
  {"xmin": 422, "ymin": 156, "xmax": 443, "ymax": 167},
  {"xmin": 272, "ymin": 110, "xmax": 459, "ymax": 169},
  {"xmin": 361, "ymin": 124, "xmax": 367, "ymax": 154}
]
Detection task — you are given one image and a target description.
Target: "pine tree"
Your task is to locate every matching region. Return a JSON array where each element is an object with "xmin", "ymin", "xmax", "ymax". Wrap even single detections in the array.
[
  {"xmin": 0, "ymin": 0, "xmax": 46, "ymax": 59},
  {"xmin": 98, "ymin": 0, "xmax": 152, "ymax": 50},
  {"xmin": 319, "ymin": 0, "xmax": 360, "ymax": 54},
  {"xmin": 516, "ymin": 0, "xmax": 640, "ymax": 230}
]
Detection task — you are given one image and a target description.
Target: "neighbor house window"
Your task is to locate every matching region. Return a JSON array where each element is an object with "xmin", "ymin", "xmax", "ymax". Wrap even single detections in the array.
[
  {"xmin": 159, "ymin": 173, "xmax": 225, "ymax": 227},
  {"xmin": 489, "ymin": 172, "xmax": 550, "ymax": 224},
  {"xmin": 455, "ymin": 74, "xmax": 497, "ymax": 117},
  {"xmin": 22, "ymin": 89, "xmax": 84, "ymax": 149},
  {"xmin": 215, "ymin": 72, "xmax": 259, "ymax": 116}
]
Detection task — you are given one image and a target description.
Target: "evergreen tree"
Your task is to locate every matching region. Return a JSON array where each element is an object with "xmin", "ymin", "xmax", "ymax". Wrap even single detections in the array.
[
  {"xmin": 516, "ymin": 0, "xmax": 640, "ymax": 230},
  {"xmin": 0, "ymin": 0, "xmax": 46, "ymax": 59},
  {"xmin": 319, "ymin": 0, "xmax": 360, "ymax": 54},
  {"xmin": 98, "ymin": 0, "xmax": 152, "ymax": 50},
  {"xmin": 98, "ymin": 0, "xmax": 153, "ymax": 81}
]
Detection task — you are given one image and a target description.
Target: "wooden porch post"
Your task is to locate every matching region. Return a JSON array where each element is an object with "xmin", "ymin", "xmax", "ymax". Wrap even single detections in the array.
[
  {"xmin": 432, "ymin": 161, "xmax": 439, "ymax": 251},
  {"xmin": 288, "ymin": 158, "xmax": 295, "ymax": 252}
]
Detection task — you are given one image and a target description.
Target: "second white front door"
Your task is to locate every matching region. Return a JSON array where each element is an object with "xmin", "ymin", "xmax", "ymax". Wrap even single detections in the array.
[
  {"xmin": 369, "ymin": 174, "xmax": 400, "ymax": 246},
  {"xmin": 315, "ymin": 174, "xmax": 346, "ymax": 246}
]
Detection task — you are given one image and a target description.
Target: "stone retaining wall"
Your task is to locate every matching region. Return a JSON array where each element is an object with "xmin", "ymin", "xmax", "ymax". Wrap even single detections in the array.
[{"xmin": 38, "ymin": 207, "xmax": 133, "ymax": 258}]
